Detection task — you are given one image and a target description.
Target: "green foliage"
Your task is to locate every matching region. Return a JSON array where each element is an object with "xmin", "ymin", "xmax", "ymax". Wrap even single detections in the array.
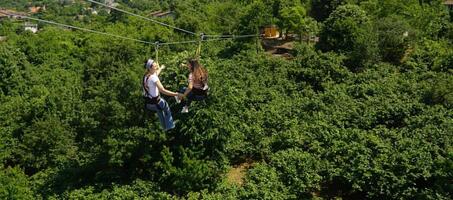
[
  {"xmin": 404, "ymin": 39, "xmax": 453, "ymax": 72},
  {"xmin": 170, "ymin": 149, "xmax": 221, "ymax": 193},
  {"xmin": 0, "ymin": 20, "xmax": 20, "ymax": 36},
  {"xmin": 361, "ymin": 0, "xmax": 450, "ymax": 39},
  {"xmin": 0, "ymin": 44, "xmax": 28, "ymax": 96},
  {"xmin": 18, "ymin": 115, "xmax": 77, "ymax": 171},
  {"xmin": 121, "ymin": 0, "xmax": 163, "ymax": 11},
  {"xmin": 376, "ymin": 15, "xmax": 417, "ymax": 65},
  {"xmin": 279, "ymin": 5, "xmax": 320, "ymax": 42},
  {"xmin": 292, "ymin": 43, "xmax": 350, "ymax": 91},
  {"xmin": 318, "ymin": 4, "xmax": 379, "ymax": 71},
  {"xmin": 0, "ymin": 0, "xmax": 31, "ymax": 10},
  {"xmin": 62, "ymin": 179, "xmax": 172, "ymax": 200},
  {"xmin": 279, "ymin": 6, "xmax": 306, "ymax": 32},
  {"xmin": 270, "ymin": 149, "xmax": 322, "ymax": 198},
  {"xmin": 424, "ymin": 74, "xmax": 453, "ymax": 109},
  {"xmin": 240, "ymin": 164, "xmax": 293, "ymax": 200},
  {"xmin": 238, "ymin": 1, "xmax": 274, "ymax": 34},
  {"xmin": 310, "ymin": 0, "xmax": 357, "ymax": 21},
  {"xmin": 0, "ymin": 167, "xmax": 34, "ymax": 200}
]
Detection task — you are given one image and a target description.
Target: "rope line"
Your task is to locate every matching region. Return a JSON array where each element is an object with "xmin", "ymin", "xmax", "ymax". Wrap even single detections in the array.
[
  {"xmin": 0, "ymin": 11, "xmax": 156, "ymax": 44},
  {"xmin": 0, "ymin": 11, "xmax": 261, "ymax": 48},
  {"xmin": 203, "ymin": 36, "xmax": 259, "ymax": 42},
  {"xmin": 0, "ymin": 11, "xmax": 216, "ymax": 46},
  {"xmin": 205, "ymin": 34, "xmax": 261, "ymax": 38},
  {"xmin": 86, "ymin": 0, "xmax": 261, "ymax": 39},
  {"xmin": 195, "ymin": 33, "xmax": 204, "ymax": 58},
  {"xmin": 159, "ymin": 40, "xmax": 199, "ymax": 45},
  {"xmin": 86, "ymin": 0, "xmax": 197, "ymax": 36}
]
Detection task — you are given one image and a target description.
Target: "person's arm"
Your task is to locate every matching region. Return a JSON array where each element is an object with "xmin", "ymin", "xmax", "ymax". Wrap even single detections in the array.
[
  {"xmin": 156, "ymin": 79, "xmax": 178, "ymax": 97},
  {"xmin": 156, "ymin": 63, "xmax": 165, "ymax": 76},
  {"xmin": 181, "ymin": 74, "xmax": 194, "ymax": 99},
  {"xmin": 182, "ymin": 81, "xmax": 193, "ymax": 99}
]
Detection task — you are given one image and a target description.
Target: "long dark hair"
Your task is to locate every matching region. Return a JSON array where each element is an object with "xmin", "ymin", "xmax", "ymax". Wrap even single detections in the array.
[{"xmin": 188, "ymin": 59, "xmax": 208, "ymax": 84}]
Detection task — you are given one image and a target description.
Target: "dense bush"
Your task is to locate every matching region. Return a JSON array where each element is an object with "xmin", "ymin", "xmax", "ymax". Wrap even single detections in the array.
[{"xmin": 317, "ymin": 4, "xmax": 379, "ymax": 71}]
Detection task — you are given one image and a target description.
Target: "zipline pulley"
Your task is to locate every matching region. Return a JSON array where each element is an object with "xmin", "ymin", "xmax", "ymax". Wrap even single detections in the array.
[{"xmin": 196, "ymin": 33, "xmax": 205, "ymax": 60}]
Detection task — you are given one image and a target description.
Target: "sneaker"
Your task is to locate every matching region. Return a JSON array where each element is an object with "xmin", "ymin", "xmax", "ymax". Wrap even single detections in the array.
[
  {"xmin": 164, "ymin": 126, "xmax": 174, "ymax": 132},
  {"xmin": 174, "ymin": 96, "xmax": 181, "ymax": 103},
  {"xmin": 181, "ymin": 106, "xmax": 189, "ymax": 113}
]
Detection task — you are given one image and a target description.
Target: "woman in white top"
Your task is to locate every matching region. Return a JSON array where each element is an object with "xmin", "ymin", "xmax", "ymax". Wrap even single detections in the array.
[
  {"xmin": 143, "ymin": 58, "xmax": 182, "ymax": 131},
  {"xmin": 177, "ymin": 59, "xmax": 209, "ymax": 113}
]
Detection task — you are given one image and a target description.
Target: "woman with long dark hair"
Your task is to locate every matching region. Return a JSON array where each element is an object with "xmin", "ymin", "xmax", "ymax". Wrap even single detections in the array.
[{"xmin": 176, "ymin": 59, "xmax": 209, "ymax": 113}]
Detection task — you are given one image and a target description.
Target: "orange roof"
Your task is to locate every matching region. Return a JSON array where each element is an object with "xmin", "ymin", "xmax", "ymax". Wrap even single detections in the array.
[{"xmin": 29, "ymin": 6, "xmax": 42, "ymax": 13}]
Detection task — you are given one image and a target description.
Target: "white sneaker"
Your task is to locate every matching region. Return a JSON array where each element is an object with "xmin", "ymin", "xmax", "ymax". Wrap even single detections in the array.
[
  {"xmin": 181, "ymin": 106, "xmax": 189, "ymax": 113},
  {"xmin": 174, "ymin": 96, "xmax": 181, "ymax": 103}
]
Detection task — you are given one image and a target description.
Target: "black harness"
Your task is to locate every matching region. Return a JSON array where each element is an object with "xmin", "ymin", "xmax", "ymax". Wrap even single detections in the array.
[
  {"xmin": 192, "ymin": 87, "xmax": 208, "ymax": 96},
  {"xmin": 143, "ymin": 74, "xmax": 162, "ymax": 110}
]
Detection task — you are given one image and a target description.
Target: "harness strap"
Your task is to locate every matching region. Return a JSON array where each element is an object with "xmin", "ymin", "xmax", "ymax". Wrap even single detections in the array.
[
  {"xmin": 143, "ymin": 74, "xmax": 153, "ymax": 97},
  {"xmin": 192, "ymin": 87, "xmax": 208, "ymax": 96},
  {"xmin": 196, "ymin": 33, "xmax": 204, "ymax": 59},
  {"xmin": 143, "ymin": 74, "xmax": 162, "ymax": 110},
  {"xmin": 144, "ymin": 97, "xmax": 162, "ymax": 110},
  {"xmin": 155, "ymin": 42, "xmax": 160, "ymax": 64}
]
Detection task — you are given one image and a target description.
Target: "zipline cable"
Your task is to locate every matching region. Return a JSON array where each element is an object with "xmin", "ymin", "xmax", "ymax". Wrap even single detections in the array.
[
  {"xmin": 0, "ymin": 11, "xmax": 203, "ymax": 46},
  {"xmin": 159, "ymin": 40, "xmax": 199, "ymax": 45},
  {"xmin": 173, "ymin": 1, "xmax": 261, "ymax": 39},
  {"xmin": 205, "ymin": 34, "xmax": 260, "ymax": 38},
  {"xmin": 85, "ymin": 0, "xmax": 261, "ymax": 39},
  {"xmin": 85, "ymin": 0, "xmax": 197, "ymax": 36},
  {"xmin": 0, "ymin": 11, "xmax": 155, "ymax": 44},
  {"xmin": 0, "ymin": 11, "xmax": 261, "ymax": 48},
  {"xmin": 151, "ymin": 35, "xmax": 262, "ymax": 46}
]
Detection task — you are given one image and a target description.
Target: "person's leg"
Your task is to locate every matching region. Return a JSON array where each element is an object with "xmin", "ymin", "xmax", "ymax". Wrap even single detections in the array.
[
  {"xmin": 178, "ymin": 87, "xmax": 193, "ymax": 107},
  {"xmin": 158, "ymin": 99, "xmax": 175, "ymax": 131},
  {"xmin": 192, "ymin": 94, "xmax": 207, "ymax": 101},
  {"xmin": 183, "ymin": 91, "xmax": 196, "ymax": 107},
  {"xmin": 155, "ymin": 110, "xmax": 166, "ymax": 130},
  {"xmin": 179, "ymin": 91, "xmax": 193, "ymax": 113},
  {"xmin": 146, "ymin": 104, "xmax": 166, "ymax": 129}
]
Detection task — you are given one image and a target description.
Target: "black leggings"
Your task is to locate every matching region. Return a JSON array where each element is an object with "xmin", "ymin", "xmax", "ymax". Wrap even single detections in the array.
[{"xmin": 179, "ymin": 87, "xmax": 207, "ymax": 107}]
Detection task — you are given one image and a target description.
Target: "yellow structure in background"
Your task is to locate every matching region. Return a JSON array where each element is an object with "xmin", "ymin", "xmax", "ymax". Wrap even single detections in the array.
[{"xmin": 262, "ymin": 25, "xmax": 279, "ymax": 39}]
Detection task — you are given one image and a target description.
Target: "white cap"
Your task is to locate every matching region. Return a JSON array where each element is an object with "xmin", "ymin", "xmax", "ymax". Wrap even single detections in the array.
[{"xmin": 145, "ymin": 59, "xmax": 154, "ymax": 69}]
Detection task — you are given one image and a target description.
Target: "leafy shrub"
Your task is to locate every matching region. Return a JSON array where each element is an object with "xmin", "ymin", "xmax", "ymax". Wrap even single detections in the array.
[
  {"xmin": 317, "ymin": 4, "xmax": 379, "ymax": 71},
  {"xmin": 0, "ymin": 167, "xmax": 34, "ymax": 199}
]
